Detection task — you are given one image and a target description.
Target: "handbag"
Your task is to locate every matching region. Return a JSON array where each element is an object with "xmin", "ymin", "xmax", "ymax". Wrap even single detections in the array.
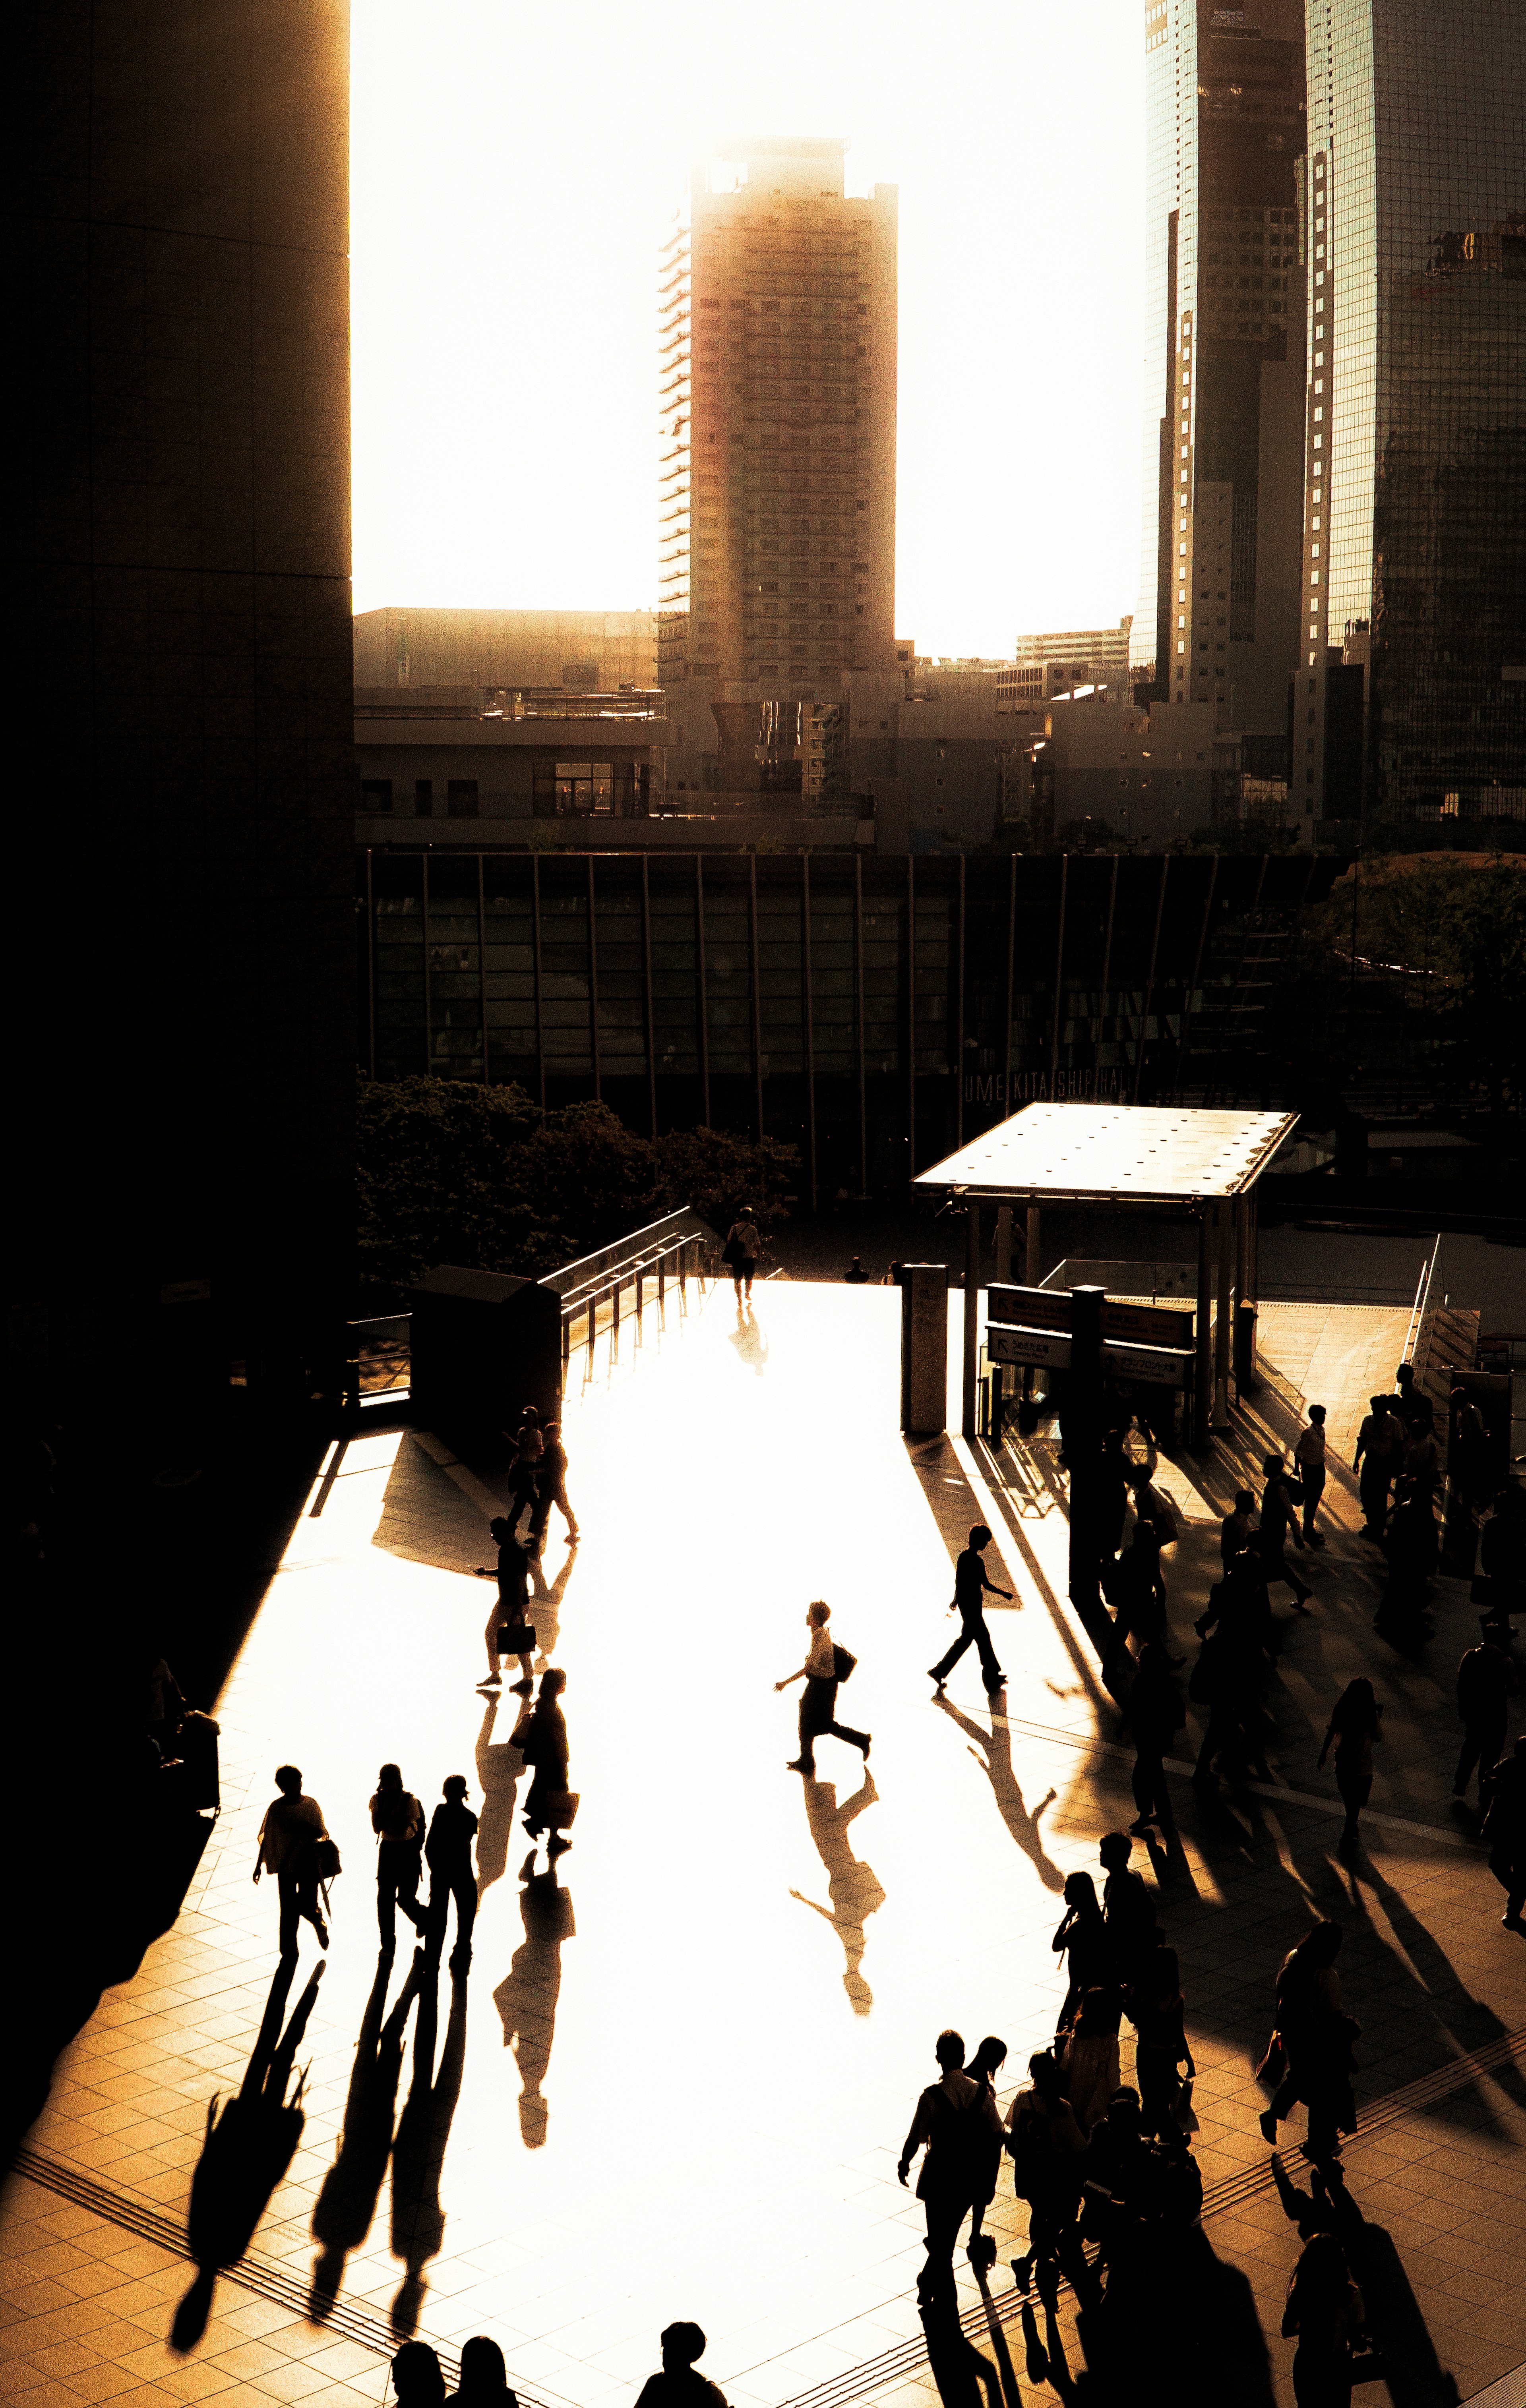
[
  {"xmin": 497, "ymin": 1620, "xmax": 536, "ymax": 1655},
  {"xmin": 832, "ymin": 1643, "xmax": 858, "ymax": 1683},
  {"xmin": 311, "ymin": 1836, "xmax": 342, "ymax": 1883},
  {"xmin": 539, "ymin": 1789, "xmax": 579, "ymax": 1829}
]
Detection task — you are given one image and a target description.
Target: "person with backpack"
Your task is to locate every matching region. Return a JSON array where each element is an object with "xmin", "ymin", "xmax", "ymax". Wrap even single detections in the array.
[
  {"xmin": 1006, "ymin": 2050, "xmax": 1093, "ymax": 2306},
  {"xmin": 1118, "ymin": 1641, "xmax": 1184, "ymax": 1835},
  {"xmin": 897, "ymin": 2029, "xmax": 1005, "ymax": 2309},
  {"xmin": 929, "ymin": 1526, "xmax": 1011, "ymax": 1697},
  {"xmin": 1452, "ymin": 1639, "xmax": 1517, "ymax": 1799},
  {"xmin": 777, "ymin": 1599, "xmax": 870, "ymax": 1774}
]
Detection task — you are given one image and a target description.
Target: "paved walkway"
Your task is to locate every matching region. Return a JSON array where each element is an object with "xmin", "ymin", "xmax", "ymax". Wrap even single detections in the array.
[{"xmin": 2, "ymin": 1283, "xmax": 1522, "ymax": 2408}]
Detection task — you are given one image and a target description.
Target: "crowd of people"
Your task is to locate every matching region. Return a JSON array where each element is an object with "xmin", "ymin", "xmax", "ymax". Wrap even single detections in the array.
[{"xmin": 386, "ymin": 2321, "xmax": 729, "ymax": 2408}]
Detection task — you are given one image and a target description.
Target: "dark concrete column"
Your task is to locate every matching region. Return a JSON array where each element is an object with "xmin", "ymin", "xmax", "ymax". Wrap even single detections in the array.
[
  {"xmin": 1193, "ymin": 1211, "xmax": 1213, "ymax": 1449},
  {"xmin": 962, "ymin": 1203, "xmax": 981, "ymax": 1440}
]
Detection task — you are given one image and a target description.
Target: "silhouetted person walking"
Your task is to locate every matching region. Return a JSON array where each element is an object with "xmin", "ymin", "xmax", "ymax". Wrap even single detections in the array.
[
  {"xmin": 1127, "ymin": 1941, "xmax": 1194, "ymax": 2144},
  {"xmin": 527, "ymin": 1421, "xmax": 579, "ymax": 1547},
  {"xmin": 1281, "ymin": 2231, "xmax": 1370, "ymax": 2407},
  {"xmin": 1259, "ymin": 1919, "xmax": 1344, "ymax": 2145},
  {"xmin": 475, "ymin": 1518, "xmax": 535, "ymax": 1693},
  {"xmin": 1098, "ymin": 1830, "xmax": 1157, "ymax": 1982},
  {"xmin": 1452, "ymin": 1639, "xmax": 1517, "ymax": 1799},
  {"xmin": 1051, "ymin": 1871, "xmax": 1111, "ymax": 2033},
  {"xmin": 634, "ymin": 2323, "xmax": 729, "ymax": 2408},
  {"xmin": 1483, "ymin": 1734, "xmax": 1526, "ymax": 1932},
  {"xmin": 1259, "ymin": 1455, "xmax": 1313, "ymax": 1611},
  {"xmin": 724, "ymin": 1208, "xmax": 760, "ymax": 1304},
  {"xmin": 897, "ymin": 2029, "xmax": 1004, "ymax": 2311},
  {"xmin": 424, "ymin": 1776, "xmax": 479, "ymax": 1973},
  {"xmin": 1318, "ymin": 1680, "xmax": 1382, "ymax": 1847},
  {"xmin": 930, "ymin": 1525, "xmax": 1010, "ymax": 1696},
  {"xmin": 1354, "ymin": 1395, "xmax": 1404, "ymax": 1542},
  {"xmin": 1119, "ymin": 1641, "xmax": 1183, "ymax": 1834},
  {"xmin": 964, "ymin": 2035, "xmax": 1009, "ymax": 2261},
  {"xmin": 1294, "ymin": 1405, "xmax": 1328, "ymax": 1545},
  {"xmin": 1220, "ymin": 1487, "xmax": 1257, "ymax": 1567},
  {"xmin": 254, "ymin": 1766, "xmax": 329, "ymax": 1957},
  {"xmin": 778, "ymin": 1600, "xmax": 870, "ymax": 1774},
  {"xmin": 449, "ymin": 2336, "xmax": 517, "ymax": 2404},
  {"xmin": 519, "ymin": 1667, "xmax": 573, "ymax": 1857},
  {"xmin": 371, "ymin": 1763, "xmax": 428, "ymax": 1953},
  {"xmin": 1104, "ymin": 1523, "xmax": 1174, "ymax": 1674},
  {"xmin": 1007, "ymin": 2049, "xmax": 1092, "ymax": 2306}
]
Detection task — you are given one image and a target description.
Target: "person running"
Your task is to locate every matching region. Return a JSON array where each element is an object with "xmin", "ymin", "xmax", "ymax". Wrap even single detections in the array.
[
  {"xmin": 777, "ymin": 1600, "xmax": 870, "ymax": 1774},
  {"xmin": 424, "ymin": 1775, "xmax": 479, "ymax": 1974},
  {"xmin": 254, "ymin": 1765, "xmax": 329, "ymax": 1957},
  {"xmin": 528, "ymin": 1421, "xmax": 579, "ymax": 1547},
  {"xmin": 474, "ymin": 1518, "xmax": 535, "ymax": 1693},
  {"xmin": 724, "ymin": 1207, "xmax": 761, "ymax": 1304},
  {"xmin": 519, "ymin": 1667, "xmax": 573, "ymax": 1857},
  {"xmin": 1317, "ymin": 1681, "xmax": 1383, "ymax": 1847},
  {"xmin": 370, "ymin": 1763, "xmax": 428, "ymax": 1953},
  {"xmin": 1258, "ymin": 1456, "xmax": 1314, "ymax": 1611},
  {"xmin": 1294, "ymin": 1406, "xmax": 1328, "ymax": 1545},
  {"xmin": 930, "ymin": 1525, "xmax": 1011, "ymax": 1696},
  {"xmin": 896, "ymin": 2029, "xmax": 1005, "ymax": 2309}
]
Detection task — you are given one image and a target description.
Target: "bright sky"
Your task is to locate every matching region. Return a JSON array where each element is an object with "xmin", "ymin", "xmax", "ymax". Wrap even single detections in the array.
[{"xmin": 351, "ymin": 0, "xmax": 1146, "ymax": 657}]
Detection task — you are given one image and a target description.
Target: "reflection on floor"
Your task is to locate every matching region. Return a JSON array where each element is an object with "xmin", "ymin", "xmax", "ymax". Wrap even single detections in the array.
[{"xmin": 2, "ymin": 1282, "xmax": 1523, "ymax": 2408}]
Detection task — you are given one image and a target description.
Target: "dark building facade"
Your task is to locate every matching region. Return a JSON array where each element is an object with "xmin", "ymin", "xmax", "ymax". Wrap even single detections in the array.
[
  {"xmin": 1301, "ymin": 0, "xmax": 1526, "ymax": 825},
  {"xmin": 1138, "ymin": 0, "xmax": 1307, "ymax": 750},
  {"xmin": 9, "ymin": 0, "xmax": 354, "ymax": 1433},
  {"xmin": 358, "ymin": 849, "xmax": 1337, "ymax": 1205}
]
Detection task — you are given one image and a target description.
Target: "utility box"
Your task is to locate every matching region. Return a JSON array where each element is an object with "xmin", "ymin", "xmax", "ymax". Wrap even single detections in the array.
[
  {"xmin": 409, "ymin": 1265, "xmax": 561, "ymax": 1443},
  {"xmin": 900, "ymin": 1263, "xmax": 948, "ymax": 1435}
]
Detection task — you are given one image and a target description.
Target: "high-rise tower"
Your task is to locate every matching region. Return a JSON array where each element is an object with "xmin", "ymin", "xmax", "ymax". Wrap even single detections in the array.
[
  {"xmin": 1137, "ymin": 2, "xmax": 1307, "ymax": 754},
  {"xmin": 1299, "ymin": 0, "xmax": 1525, "ymax": 824},
  {"xmin": 656, "ymin": 138, "xmax": 898, "ymax": 695}
]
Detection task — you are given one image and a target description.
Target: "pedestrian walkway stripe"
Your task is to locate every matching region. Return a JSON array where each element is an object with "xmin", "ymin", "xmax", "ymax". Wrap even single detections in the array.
[{"xmin": 14, "ymin": 2023, "xmax": 1526, "ymax": 2408}]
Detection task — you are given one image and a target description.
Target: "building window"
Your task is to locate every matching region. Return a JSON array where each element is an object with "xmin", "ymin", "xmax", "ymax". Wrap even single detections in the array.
[
  {"xmin": 414, "ymin": 779, "xmax": 434, "ymax": 818},
  {"xmin": 447, "ymin": 780, "xmax": 479, "ymax": 818},
  {"xmin": 361, "ymin": 779, "xmax": 393, "ymax": 814}
]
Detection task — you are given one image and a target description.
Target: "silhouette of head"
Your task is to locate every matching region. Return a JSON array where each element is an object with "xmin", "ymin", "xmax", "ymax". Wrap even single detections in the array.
[
  {"xmin": 807, "ymin": 1599, "xmax": 831, "ymax": 1627},
  {"xmin": 660, "ymin": 2324, "xmax": 708, "ymax": 2373},
  {"xmin": 1063, "ymin": 1870, "xmax": 1099, "ymax": 1911},
  {"xmin": 1395, "ymin": 1363, "xmax": 1412, "ymax": 1388},
  {"xmin": 1306, "ymin": 1919, "xmax": 1343, "ymax": 1965},
  {"xmin": 378, "ymin": 1762, "xmax": 403, "ymax": 1791},
  {"xmin": 1289, "ymin": 2230, "xmax": 1352, "ymax": 2312},
  {"xmin": 934, "ymin": 2029, "xmax": 966, "ymax": 2071},
  {"xmin": 968, "ymin": 1524, "xmax": 992, "ymax": 1549},
  {"xmin": 539, "ymin": 1667, "xmax": 566, "ymax": 1699},
  {"xmin": 1263, "ymin": 1453, "xmax": 1285, "ymax": 1478},
  {"xmin": 489, "ymin": 1516, "xmax": 513, "ymax": 1542},
  {"xmin": 1028, "ymin": 2049, "xmax": 1063, "ymax": 2101},
  {"xmin": 1370, "ymin": 1394, "xmax": 1388, "ymax": 1414},
  {"xmin": 274, "ymin": 1764, "xmax": 302, "ymax": 1796},
  {"xmin": 1308, "ymin": 1404, "xmax": 1326, "ymax": 1424},
  {"xmin": 1102, "ymin": 2087, "xmax": 1141, "ymax": 2135},
  {"xmin": 391, "ymin": 2340, "xmax": 446, "ymax": 2404},
  {"xmin": 1098, "ymin": 1831, "xmax": 1132, "ymax": 1872},
  {"xmin": 968, "ymin": 2035, "xmax": 1007, "ymax": 2081},
  {"xmin": 457, "ymin": 2335, "xmax": 511, "ymax": 2396},
  {"xmin": 442, "ymin": 1775, "xmax": 468, "ymax": 1803},
  {"xmin": 1234, "ymin": 1489, "xmax": 1255, "ymax": 1511}
]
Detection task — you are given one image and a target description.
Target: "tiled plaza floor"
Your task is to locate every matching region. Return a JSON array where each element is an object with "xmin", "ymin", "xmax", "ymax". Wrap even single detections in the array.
[{"xmin": 2, "ymin": 1281, "xmax": 1523, "ymax": 2408}]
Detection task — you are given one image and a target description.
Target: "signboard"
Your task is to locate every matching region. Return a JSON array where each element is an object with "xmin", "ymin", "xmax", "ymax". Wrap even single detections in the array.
[
  {"xmin": 988, "ymin": 1325, "xmax": 1073, "ymax": 1371},
  {"xmin": 986, "ymin": 1284, "xmax": 1073, "ymax": 1334},
  {"xmin": 1099, "ymin": 1299, "xmax": 1194, "ymax": 1347},
  {"xmin": 1102, "ymin": 1340, "xmax": 1191, "ymax": 1387}
]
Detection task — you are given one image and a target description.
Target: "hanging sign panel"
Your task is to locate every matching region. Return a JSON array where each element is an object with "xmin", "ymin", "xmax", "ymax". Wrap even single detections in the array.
[
  {"xmin": 987, "ymin": 1325, "xmax": 1073, "ymax": 1370},
  {"xmin": 986, "ymin": 1284, "xmax": 1073, "ymax": 1334},
  {"xmin": 1102, "ymin": 1340, "xmax": 1192, "ymax": 1387},
  {"xmin": 1098, "ymin": 1299, "xmax": 1195, "ymax": 1347}
]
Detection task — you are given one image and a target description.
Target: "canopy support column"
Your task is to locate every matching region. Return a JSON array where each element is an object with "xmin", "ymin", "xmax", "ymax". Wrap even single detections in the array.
[
  {"xmin": 1025, "ymin": 1204, "xmax": 1041, "ymax": 1284},
  {"xmin": 1193, "ymin": 1210, "xmax": 1213, "ymax": 1449},
  {"xmin": 1214, "ymin": 1199, "xmax": 1234, "ymax": 1431},
  {"xmin": 995, "ymin": 1205, "xmax": 1012, "ymax": 1286},
  {"xmin": 962, "ymin": 1203, "xmax": 981, "ymax": 1441}
]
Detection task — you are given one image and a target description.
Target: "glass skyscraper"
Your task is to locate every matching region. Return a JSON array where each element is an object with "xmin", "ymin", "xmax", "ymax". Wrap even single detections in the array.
[
  {"xmin": 1136, "ymin": 1, "xmax": 1308, "ymax": 763},
  {"xmin": 1301, "ymin": 0, "xmax": 1525, "ymax": 822}
]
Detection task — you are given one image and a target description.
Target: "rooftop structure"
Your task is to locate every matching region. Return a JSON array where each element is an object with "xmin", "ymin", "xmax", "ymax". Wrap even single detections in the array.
[
  {"xmin": 354, "ymin": 608, "xmax": 658, "ymax": 694},
  {"xmin": 914, "ymin": 1100, "xmax": 1297, "ymax": 1205}
]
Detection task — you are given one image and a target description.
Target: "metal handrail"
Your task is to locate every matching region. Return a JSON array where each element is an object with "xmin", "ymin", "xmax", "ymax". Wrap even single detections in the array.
[
  {"xmin": 542, "ymin": 1208, "xmax": 718, "ymax": 1309},
  {"xmin": 1403, "ymin": 1232, "xmax": 1444, "ymax": 1366}
]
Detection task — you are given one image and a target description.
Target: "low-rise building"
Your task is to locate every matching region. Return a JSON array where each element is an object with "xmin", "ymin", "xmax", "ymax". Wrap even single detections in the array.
[
  {"xmin": 354, "ymin": 608, "xmax": 657, "ymax": 693},
  {"xmin": 356, "ymin": 687, "xmax": 666, "ymax": 839},
  {"xmin": 999, "ymin": 615, "xmax": 1134, "ymax": 706}
]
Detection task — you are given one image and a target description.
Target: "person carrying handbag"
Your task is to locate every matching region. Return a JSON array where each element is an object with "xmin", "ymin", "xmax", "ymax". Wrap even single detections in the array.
[
  {"xmin": 777, "ymin": 1600, "xmax": 870, "ymax": 1775},
  {"xmin": 475, "ymin": 1517, "xmax": 536, "ymax": 1694},
  {"xmin": 519, "ymin": 1667, "xmax": 576, "ymax": 1858},
  {"xmin": 370, "ymin": 1763, "xmax": 428, "ymax": 1953},
  {"xmin": 254, "ymin": 1764, "xmax": 330, "ymax": 1958}
]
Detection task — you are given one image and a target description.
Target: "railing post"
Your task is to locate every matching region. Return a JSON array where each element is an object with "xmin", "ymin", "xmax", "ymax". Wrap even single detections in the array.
[
  {"xmin": 586, "ymin": 1298, "xmax": 595, "ymax": 1377},
  {"xmin": 658, "ymin": 1253, "xmax": 666, "ymax": 1309},
  {"xmin": 612, "ymin": 1275, "xmax": 620, "ymax": 1349},
  {"xmin": 636, "ymin": 1266, "xmax": 644, "ymax": 1329},
  {"xmin": 562, "ymin": 1316, "xmax": 570, "ymax": 1375}
]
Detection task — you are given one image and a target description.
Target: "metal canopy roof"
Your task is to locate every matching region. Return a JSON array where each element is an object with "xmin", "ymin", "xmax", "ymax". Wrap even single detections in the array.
[{"xmin": 915, "ymin": 1102, "xmax": 1298, "ymax": 1206}]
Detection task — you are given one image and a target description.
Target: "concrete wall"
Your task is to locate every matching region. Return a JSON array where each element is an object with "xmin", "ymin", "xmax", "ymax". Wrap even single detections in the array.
[{"xmin": 354, "ymin": 607, "xmax": 657, "ymax": 692}]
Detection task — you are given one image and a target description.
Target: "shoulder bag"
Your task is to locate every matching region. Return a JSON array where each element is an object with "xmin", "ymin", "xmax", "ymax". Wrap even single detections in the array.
[
  {"xmin": 498, "ymin": 1619, "xmax": 536, "ymax": 1655},
  {"xmin": 832, "ymin": 1642, "xmax": 858, "ymax": 1683}
]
